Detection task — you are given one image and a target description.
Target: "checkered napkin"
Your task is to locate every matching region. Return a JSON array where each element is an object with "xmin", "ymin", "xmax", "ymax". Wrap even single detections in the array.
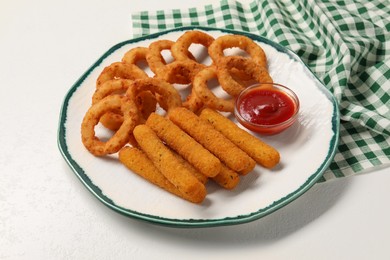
[{"xmin": 131, "ymin": 0, "xmax": 390, "ymax": 181}]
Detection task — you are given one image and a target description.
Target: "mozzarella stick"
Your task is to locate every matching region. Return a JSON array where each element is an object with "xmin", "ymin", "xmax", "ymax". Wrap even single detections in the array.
[
  {"xmin": 200, "ymin": 108, "xmax": 280, "ymax": 168},
  {"xmin": 211, "ymin": 164, "xmax": 240, "ymax": 190},
  {"xmin": 146, "ymin": 113, "xmax": 221, "ymax": 177},
  {"xmin": 171, "ymin": 149, "xmax": 209, "ymax": 185},
  {"xmin": 119, "ymin": 146, "xmax": 200, "ymax": 203},
  {"xmin": 168, "ymin": 107, "xmax": 256, "ymax": 174},
  {"xmin": 133, "ymin": 124, "xmax": 207, "ymax": 203}
]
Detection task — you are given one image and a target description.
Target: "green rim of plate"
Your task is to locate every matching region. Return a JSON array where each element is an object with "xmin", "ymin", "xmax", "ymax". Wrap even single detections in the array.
[{"xmin": 57, "ymin": 26, "xmax": 340, "ymax": 228}]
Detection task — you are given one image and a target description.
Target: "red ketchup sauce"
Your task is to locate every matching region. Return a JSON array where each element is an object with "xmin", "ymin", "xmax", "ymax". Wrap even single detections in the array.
[{"xmin": 236, "ymin": 86, "xmax": 298, "ymax": 135}]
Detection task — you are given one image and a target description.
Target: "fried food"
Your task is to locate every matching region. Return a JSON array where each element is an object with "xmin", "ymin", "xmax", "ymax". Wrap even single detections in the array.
[
  {"xmin": 171, "ymin": 150, "xmax": 208, "ymax": 185},
  {"xmin": 168, "ymin": 107, "xmax": 256, "ymax": 174},
  {"xmin": 94, "ymin": 62, "xmax": 148, "ymax": 130},
  {"xmin": 81, "ymin": 95, "xmax": 139, "ymax": 156},
  {"xmin": 92, "ymin": 79, "xmax": 133, "ymax": 104},
  {"xmin": 119, "ymin": 146, "xmax": 203, "ymax": 203},
  {"xmin": 146, "ymin": 113, "xmax": 221, "ymax": 177},
  {"xmin": 192, "ymin": 65, "xmax": 235, "ymax": 112},
  {"xmin": 125, "ymin": 78, "xmax": 182, "ymax": 120},
  {"xmin": 80, "ymin": 31, "xmax": 284, "ymax": 203},
  {"xmin": 159, "ymin": 60, "xmax": 206, "ymax": 84},
  {"xmin": 145, "ymin": 40, "xmax": 174, "ymax": 76},
  {"xmin": 216, "ymin": 56, "xmax": 273, "ymax": 97},
  {"xmin": 208, "ymin": 34, "xmax": 268, "ymax": 69},
  {"xmin": 146, "ymin": 40, "xmax": 196, "ymax": 84},
  {"xmin": 96, "ymin": 62, "xmax": 148, "ymax": 88},
  {"xmin": 182, "ymin": 92, "xmax": 205, "ymax": 114},
  {"xmin": 171, "ymin": 30, "xmax": 215, "ymax": 62},
  {"xmin": 135, "ymin": 91, "xmax": 158, "ymax": 120},
  {"xmin": 92, "ymin": 79, "xmax": 156, "ymax": 131},
  {"xmin": 92, "ymin": 79, "xmax": 131, "ymax": 131},
  {"xmin": 200, "ymin": 108, "xmax": 280, "ymax": 168},
  {"xmin": 122, "ymin": 46, "xmax": 150, "ymax": 65},
  {"xmin": 133, "ymin": 124, "xmax": 207, "ymax": 203},
  {"xmin": 211, "ymin": 164, "xmax": 240, "ymax": 190}
]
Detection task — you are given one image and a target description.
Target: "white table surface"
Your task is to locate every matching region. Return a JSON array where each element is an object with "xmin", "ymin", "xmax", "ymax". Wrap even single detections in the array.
[{"xmin": 1, "ymin": 0, "xmax": 389, "ymax": 259}]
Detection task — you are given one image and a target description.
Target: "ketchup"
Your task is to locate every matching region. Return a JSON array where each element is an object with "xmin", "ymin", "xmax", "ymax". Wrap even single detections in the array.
[{"xmin": 235, "ymin": 84, "xmax": 299, "ymax": 135}]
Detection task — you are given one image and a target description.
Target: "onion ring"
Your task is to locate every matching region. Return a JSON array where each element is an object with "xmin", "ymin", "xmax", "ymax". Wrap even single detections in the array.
[
  {"xmin": 125, "ymin": 78, "xmax": 182, "ymax": 120},
  {"xmin": 121, "ymin": 47, "xmax": 154, "ymax": 76},
  {"xmin": 146, "ymin": 40, "xmax": 197, "ymax": 84},
  {"xmin": 81, "ymin": 95, "xmax": 140, "ymax": 156},
  {"xmin": 182, "ymin": 92, "xmax": 205, "ymax": 114},
  {"xmin": 192, "ymin": 66, "xmax": 234, "ymax": 113},
  {"xmin": 94, "ymin": 63, "xmax": 148, "ymax": 131},
  {"xmin": 216, "ymin": 56, "xmax": 273, "ymax": 97},
  {"xmin": 208, "ymin": 34, "xmax": 268, "ymax": 69},
  {"xmin": 146, "ymin": 40, "xmax": 175, "ymax": 75},
  {"xmin": 96, "ymin": 62, "xmax": 148, "ymax": 88},
  {"xmin": 158, "ymin": 60, "xmax": 206, "ymax": 84},
  {"xmin": 171, "ymin": 30, "xmax": 214, "ymax": 62},
  {"xmin": 122, "ymin": 47, "xmax": 149, "ymax": 65},
  {"xmin": 92, "ymin": 79, "xmax": 133, "ymax": 104},
  {"xmin": 92, "ymin": 79, "xmax": 157, "ymax": 130}
]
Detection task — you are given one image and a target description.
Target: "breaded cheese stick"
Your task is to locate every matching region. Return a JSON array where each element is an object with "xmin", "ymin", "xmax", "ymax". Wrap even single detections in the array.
[
  {"xmin": 146, "ymin": 113, "xmax": 221, "ymax": 177},
  {"xmin": 119, "ymin": 146, "xmax": 200, "ymax": 203},
  {"xmin": 171, "ymin": 150, "xmax": 209, "ymax": 185},
  {"xmin": 133, "ymin": 124, "xmax": 207, "ymax": 203},
  {"xmin": 168, "ymin": 107, "xmax": 256, "ymax": 174},
  {"xmin": 200, "ymin": 108, "xmax": 280, "ymax": 168},
  {"xmin": 211, "ymin": 164, "xmax": 240, "ymax": 190}
]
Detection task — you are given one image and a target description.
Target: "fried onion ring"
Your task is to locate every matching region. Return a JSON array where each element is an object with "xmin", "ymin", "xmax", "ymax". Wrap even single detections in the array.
[
  {"xmin": 171, "ymin": 30, "xmax": 215, "ymax": 62},
  {"xmin": 146, "ymin": 40, "xmax": 198, "ymax": 84},
  {"xmin": 92, "ymin": 79, "xmax": 157, "ymax": 130},
  {"xmin": 192, "ymin": 66, "xmax": 234, "ymax": 112},
  {"xmin": 182, "ymin": 92, "xmax": 204, "ymax": 114},
  {"xmin": 146, "ymin": 40, "xmax": 174, "ymax": 75},
  {"xmin": 81, "ymin": 95, "xmax": 139, "ymax": 156},
  {"xmin": 92, "ymin": 79, "xmax": 132, "ymax": 104},
  {"xmin": 122, "ymin": 47, "xmax": 149, "ymax": 65},
  {"xmin": 94, "ymin": 62, "xmax": 149, "ymax": 131},
  {"xmin": 158, "ymin": 60, "xmax": 206, "ymax": 84},
  {"xmin": 208, "ymin": 34, "xmax": 268, "ymax": 69},
  {"xmin": 216, "ymin": 56, "xmax": 273, "ymax": 97},
  {"xmin": 125, "ymin": 78, "xmax": 182, "ymax": 119},
  {"xmin": 96, "ymin": 62, "xmax": 148, "ymax": 88}
]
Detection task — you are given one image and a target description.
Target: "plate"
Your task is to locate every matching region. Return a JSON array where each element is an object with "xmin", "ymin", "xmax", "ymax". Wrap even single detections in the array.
[{"xmin": 58, "ymin": 26, "xmax": 339, "ymax": 227}]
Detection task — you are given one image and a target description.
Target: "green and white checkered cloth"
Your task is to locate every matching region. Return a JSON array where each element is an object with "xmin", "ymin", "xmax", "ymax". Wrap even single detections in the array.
[{"xmin": 131, "ymin": 0, "xmax": 390, "ymax": 182}]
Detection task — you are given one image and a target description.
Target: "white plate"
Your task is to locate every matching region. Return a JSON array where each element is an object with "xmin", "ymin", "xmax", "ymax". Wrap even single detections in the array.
[{"xmin": 58, "ymin": 26, "xmax": 339, "ymax": 227}]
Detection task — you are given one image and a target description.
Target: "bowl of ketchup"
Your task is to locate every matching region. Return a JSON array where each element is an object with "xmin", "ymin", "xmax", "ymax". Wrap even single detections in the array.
[{"xmin": 234, "ymin": 83, "xmax": 300, "ymax": 135}]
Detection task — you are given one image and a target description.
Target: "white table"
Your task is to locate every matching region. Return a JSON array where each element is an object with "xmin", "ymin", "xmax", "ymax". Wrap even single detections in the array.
[{"xmin": 1, "ymin": 0, "xmax": 389, "ymax": 259}]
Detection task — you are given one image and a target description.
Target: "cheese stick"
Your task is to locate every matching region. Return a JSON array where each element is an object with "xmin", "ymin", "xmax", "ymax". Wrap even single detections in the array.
[
  {"xmin": 133, "ymin": 124, "xmax": 207, "ymax": 203},
  {"xmin": 146, "ymin": 113, "xmax": 221, "ymax": 177},
  {"xmin": 168, "ymin": 107, "xmax": 256, "ymax": 174},
  {"xmin": 119, "ymin": 146, "xmax": 200, "ymax": 203},
  {"xmin": 200, "ymin": 108, "xmax": 280, "ymax": 168},
  {"xmin": 211, "ymin": 164, "xmax": 240, "ymax": 190}
]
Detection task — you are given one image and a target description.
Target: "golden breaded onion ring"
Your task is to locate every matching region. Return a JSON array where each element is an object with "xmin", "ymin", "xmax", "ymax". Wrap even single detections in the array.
[
  {"xmin": 208, "ymin": 34, "xmax": 268, "ymax": 69},
  {"xmin": 182, "ymin": 92, "xmax": 205, "ymax": 115},
  {"xmin": 146, "ymin": 40, "xmax": 196, "ymax": 84},
  {"xmin": 96, "ymin": 62, "xmax": 148, "ymax": 88},
  {"xmin": 81, "ymin": 95, "xmax": 139, "ymax": 156},
  {"xmin": 125, "ymin": 78, "xmax": 182, "ymax": 120},
  {"xmin": 94, "ymin": 63, "xmax": 149, "ymax": 130},
  {"xmin": 171, "ymin": 30, "xmax": 215, "ymax": 62},
  {"xmin": 92, "ymin": 79, "xmax": 157, "ymax": 130},
  {"xmin": 122, "ymin": 46, "xmax": 150, "ymax": 65},
  {"xmin": 158, "ymin": 60, "xmax": 206, "ymax": 84},
  {"xmin": 216, "ymin": 56, "xmax": 273, "ymax": 97},
  {"xmin": 192, "ymin": 66, "xmax": 235, "ymax": 112},
  {"xmin": 146, "ymin": 40, "xmax": 175, "ymax": 75}
]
